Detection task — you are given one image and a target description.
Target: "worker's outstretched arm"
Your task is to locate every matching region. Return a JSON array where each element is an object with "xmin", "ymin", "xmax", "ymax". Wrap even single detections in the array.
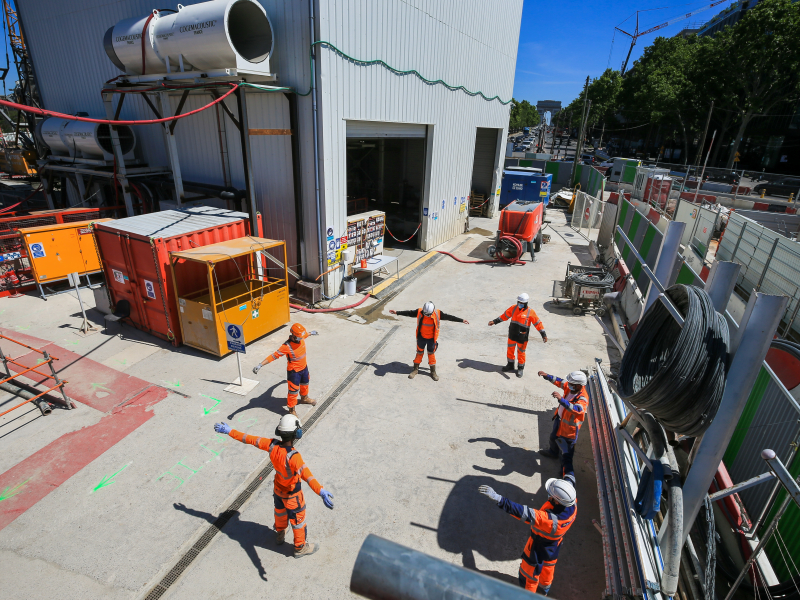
[
  {"xmin": 439, "ymin": 311, "xmax": 469, "ymax": 324},
  {"xmin": 477, "ymin": 485, "xmax": 535, "ymax": 523},
  {"xmin": 253, "ymin": 343, "xmax": 289, "ymax": 374},
  {"xmin": 214, "ymin": 423, "xmax": 270, "ymax": 450},
  {"xmin": 389, "ymin": 309, "xmax": 418, "ymax": 317},
  {"xmin": 538, "ymin": 372, "xmax": 565, "ymax": 387},
  {"xmin": 290, "ymin": 452, "xmax": 334, "ymax": 509}
]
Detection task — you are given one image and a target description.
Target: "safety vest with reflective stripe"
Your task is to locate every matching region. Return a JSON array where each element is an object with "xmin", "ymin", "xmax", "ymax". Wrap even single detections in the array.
[
  {"xmin": 499, "ymin": 305, "xmax": 545, "ymax": 332},
  {"xmin": 520, "ymin": 500, "xmax": 577, "ymax": 579},
  {"xmin": 266, "ymin": 338, "xmax": 307, "ymax": 371},
  {"xmin": 554, "ymin": 383, "xmax": 589, "ymax": 441},
  {"xmin": 416, "ymin": 309, "xmax": 441, "ymax": 341},
  {"xmin": 267, "ymin": 439, "xmax": 323, "ymax": 497}
]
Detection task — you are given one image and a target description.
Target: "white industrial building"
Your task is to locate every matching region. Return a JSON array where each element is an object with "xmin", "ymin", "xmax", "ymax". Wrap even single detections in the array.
[{"xmin": 18, "ymin": 0, "xmax": 522, "ymax": 291}]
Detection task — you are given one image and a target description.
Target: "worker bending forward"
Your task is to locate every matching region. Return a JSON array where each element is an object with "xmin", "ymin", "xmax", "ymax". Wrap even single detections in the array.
[
  {"xmin": 214, "ymin": 415, "xmax": 334, "ymax": 557},
  {"xmin": 478, "ymin": 476, "xmax": 577, "ymax": 594},
  {"xmin": 390, "ymin": 301, "xmax": 469, "ymax": 381},
  {"xmin": 253, "ymin": 323, "xmax": 318, "ymax": 415},
  {"xmin": 489, "ymin": 293, "xmax": 547, "ymax": 378},
  {"xmin": 538, "ymin": 370, "xmax": 589, "ymax": 477}
]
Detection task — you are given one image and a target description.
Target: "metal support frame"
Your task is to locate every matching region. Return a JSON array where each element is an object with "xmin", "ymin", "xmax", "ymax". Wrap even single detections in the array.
[
  {"xmin": 708, "ymin": 471, "xmax": 775, "ymax": 502},
  {"xmin": 643, "ymin": 220, "xmax": 685, "ymax": 313},
  {"xmin": 235, "ymin": 86, "xmax": 258, "ymax": 233},
  {"xmin": 102, "ymin": 92, "xmax": 135, "ymax": 216},
  {"xmin": 723, "ymin": 450, "xmax": 800, "ymax": 600},
  {"xmin": 704, "ymin": 261, "xmax": 740, "ymax": 313},
  {"xmin": 681, "ymin": 292, "xmax": 788, "ymax": 544},
  {"xmin": 729, "ymin": 220, "xmax": 747, "ymax": 264},
  {"xmin": 285, "ymin": 92, "xmax": 306, "ymax": 279},
  {"xmin": 755, "ymin": 237, "xmax": 780, "ymax": 292},
  {"xmin": 158, "ymin": 91, "xmax": 185, "ymax": 204}
]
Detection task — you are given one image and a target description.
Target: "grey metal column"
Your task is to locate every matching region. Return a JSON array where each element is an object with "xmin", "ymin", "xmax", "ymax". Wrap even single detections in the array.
[
  {"xmin": 643, "ymin": 220, "xmax": 686, "ymax": 313},
  {"xmin": 755, "ymin": 237, "xmax": 779, "ymax": 292},
  {"xmin": 704, "ymin": 261, "xmax": 740, "ymax": 313},
  {"xmin": 681, "ymin": 292, "xmax": 788, "ymax": 544},
  {"xmin": 158, "ymin": 91, "xmax": 184, "ymax": 205},
  {"xmin": 102, "ymin": 93, "xmax": 135, "ymax": 216},
  {"xmin": 235, "ymin": 86, "xmax": 258, "ymax": 234}
]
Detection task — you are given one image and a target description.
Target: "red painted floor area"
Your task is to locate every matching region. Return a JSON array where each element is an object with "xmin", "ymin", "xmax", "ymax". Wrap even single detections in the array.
[{"xmin": 0, "ymin": 330, "xmax": 169, "ymax": 531}]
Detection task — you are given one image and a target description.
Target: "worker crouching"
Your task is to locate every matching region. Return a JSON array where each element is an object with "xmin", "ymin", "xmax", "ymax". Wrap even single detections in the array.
[
  {"xmin": 478, "ymin": 476, "xmax": 577, "ymax": 594},
  {"xmin": 214, "ymin": 415, "xmax": 334, "ymax": 557},
  {"xmin": 489, "ymin": 293, "xmax": 547, "ymax": 378},
  {"xmin": 390, "ymin": 301, "xmax": 469, "ymax": 381},
  {"xmin": 538, "ymin": 370, "xmax": 589, "ymax": 478},
  {"xmin": 253, "ymin": 323, "xmax": 318, "ymax": 415}
]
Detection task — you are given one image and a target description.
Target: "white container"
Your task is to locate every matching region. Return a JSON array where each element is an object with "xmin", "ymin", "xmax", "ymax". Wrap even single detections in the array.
[
  {"xmin": 342, "ymin": 248, "xmax": 355, "ymax": 264},
  {"xmin": 343, "ymin": 276, "xmax": 356, "ymax": 297},
  {"xmin": 104, "ymin": 0, "xmax": 275, "ymax": 78},
  {"xmin": 38, "ymin": 118, "xmax": 136, "ymax": 161}
]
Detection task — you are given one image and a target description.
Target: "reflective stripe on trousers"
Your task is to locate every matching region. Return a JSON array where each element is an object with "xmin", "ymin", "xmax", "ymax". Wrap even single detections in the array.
[
  {"xmin": 274, "ymin": 490, "xmax": 307, "ymax": 550},
  {"xmin": 507, "ymin": 339, "xmax": 528, "ymax": 365}
]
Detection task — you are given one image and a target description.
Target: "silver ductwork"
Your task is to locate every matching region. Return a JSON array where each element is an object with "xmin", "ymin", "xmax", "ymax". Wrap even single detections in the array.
[
  {"xmin": 37, "ymin": 118, "xmax": 136, "ymax": 161},
  {"xmin": 103, "ymin": 0, "xmax": 274, "ymax": 78}
]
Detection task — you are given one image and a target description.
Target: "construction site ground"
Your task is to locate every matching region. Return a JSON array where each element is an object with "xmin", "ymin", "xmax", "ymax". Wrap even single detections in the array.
[{"xmin": 0, "ymin": 209, "xmax": 613, "ymax": 600}]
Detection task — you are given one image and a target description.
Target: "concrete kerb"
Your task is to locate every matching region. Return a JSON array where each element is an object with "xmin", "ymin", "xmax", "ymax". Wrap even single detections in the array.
[{"xmin": 135, "ymin": 326, "xmax": 401, "ymax": 600}]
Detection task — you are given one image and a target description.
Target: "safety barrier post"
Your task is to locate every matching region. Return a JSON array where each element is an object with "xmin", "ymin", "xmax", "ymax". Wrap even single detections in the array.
[
  {"xmin": 643, "ymin": 220, "xmax": 685, "ymax": 313},
  {"xmin": 704, "ymin": 261, "xmax": 740, "ymax": 313},
  {"xmin": 681, "ymin": 292, "xmax": 787, "ymax": 545},
  {"xmin": 42, "ymin": 350, "xmax": 71, "ymax": 409}
]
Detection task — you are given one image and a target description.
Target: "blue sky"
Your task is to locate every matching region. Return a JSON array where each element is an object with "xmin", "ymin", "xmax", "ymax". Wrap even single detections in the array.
[{"xmin": 512, "ymin": 0, "xmax": 737, "ymax": 106}]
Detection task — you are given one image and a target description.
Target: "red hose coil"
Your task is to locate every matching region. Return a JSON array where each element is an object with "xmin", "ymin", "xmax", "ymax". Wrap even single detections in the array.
[
  {"xmin": 437, "ymin": 235, "xmax": 525, "ymax": 265},
  {"xmin": 290, "ymin": 293, "xmax": 370, "ymax": 313}
]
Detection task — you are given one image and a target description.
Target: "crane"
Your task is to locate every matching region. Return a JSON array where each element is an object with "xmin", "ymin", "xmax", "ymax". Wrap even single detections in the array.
[
  {"xmin": 616, "ymin": 0, "xmax": 732, "ymax": 75},
  {"xmin": 2, "ymin": 0, "xmax": 41, "ymax": 139}
]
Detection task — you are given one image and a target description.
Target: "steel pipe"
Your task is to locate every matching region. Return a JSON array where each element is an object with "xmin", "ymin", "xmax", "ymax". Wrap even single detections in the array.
[
  {"xmin": 350, "ymin": 534, "xmax": 546, "ymax": 600},
  {"xmin": 704, "ymin": 261, "xmax": 740, "ymax": 313}
]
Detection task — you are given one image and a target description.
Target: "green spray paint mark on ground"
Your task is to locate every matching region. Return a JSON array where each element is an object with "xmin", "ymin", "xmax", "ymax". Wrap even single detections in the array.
[
  {"xmin": 92, "ymin": 464, "xmax": 129, "ymax": 492},
  {"xmin": 35, "ymin": 358, "xmax": 46, "ymax": 365},
  {"xmin": 115, "ymin": 359, "xmax": 127, "ymax": 366},
  {"xmin": 0, "ymin": 479, "xmax": 30, "ymax": 502},
  {"xmin": 90, "ymin": 383, "xmax": 112, "ymax": 393},
  {"xmin": 163, "ymin": 380, "xmax": 182, "ymax": 388},
  {"xmin": 15, "ymin": 325, "xmax": 30, "ymax": 331},
  {"xmin": 199, "ymin": 393, "xmax": 221, "ymax": 415}
]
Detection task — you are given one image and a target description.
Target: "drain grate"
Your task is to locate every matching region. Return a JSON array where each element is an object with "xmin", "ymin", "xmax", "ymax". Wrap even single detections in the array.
[{"xmin": 141, "ymin": 326, "xmax": 398, "ymax": 600}]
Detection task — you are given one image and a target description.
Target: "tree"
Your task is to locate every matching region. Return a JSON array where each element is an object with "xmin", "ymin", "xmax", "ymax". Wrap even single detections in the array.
[
  {"xmin": 713, "ymin": 0, "xmax": 800, "ymax": 168},
  {"xmin": 508, "ymin": 99, "xmax": 539, "ymax": 130}
]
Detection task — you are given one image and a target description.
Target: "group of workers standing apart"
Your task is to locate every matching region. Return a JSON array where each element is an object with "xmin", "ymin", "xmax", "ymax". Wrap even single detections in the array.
[{"xmin": 210, "ymin": 290, "xmax": 589, "ymax": 594}]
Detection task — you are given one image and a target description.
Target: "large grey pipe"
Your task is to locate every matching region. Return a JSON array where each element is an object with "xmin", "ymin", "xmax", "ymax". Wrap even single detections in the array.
[
  {"xmin": 0, "ymin": 380, "xmax": 53, "ymax": 416},
  {"xmin": 350, "ymin": 534, "xmax": 547, "ymax": 600}
]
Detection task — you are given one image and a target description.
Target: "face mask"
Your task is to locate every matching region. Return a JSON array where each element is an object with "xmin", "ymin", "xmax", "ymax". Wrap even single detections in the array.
[
  {"xmin": 290, "ymin": 335, "xmax": 300, "ymax": 343},
  {"xmin": 517, "ymin": 302, "xmax": 526, "ymax": 309},
  {"xmin": 568, "ymin": 384, "xmax": 580, "ymax": 393}
]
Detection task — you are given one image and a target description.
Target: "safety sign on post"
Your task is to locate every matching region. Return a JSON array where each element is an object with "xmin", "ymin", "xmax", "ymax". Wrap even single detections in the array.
[{"xmin": 223, "ymin": 322, "xmax": 258, "ymax": 396}]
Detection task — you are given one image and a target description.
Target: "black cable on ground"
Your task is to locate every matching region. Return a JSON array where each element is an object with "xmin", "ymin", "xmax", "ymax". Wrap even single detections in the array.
[{"xmin": 618, "ymin": 284, "xmax": 730, "ymax": 437}]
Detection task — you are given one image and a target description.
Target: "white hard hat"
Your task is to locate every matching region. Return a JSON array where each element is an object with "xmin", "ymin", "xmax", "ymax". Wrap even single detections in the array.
[
  {"xmin": 422, "ymin": 301, "xmax": 435, "ymax": 316},
  {"xmin": 546, "ymin": 477, "xmax": 577, "ymax": 507},
  {"xmin": 276, "ymin": 414, "xmax": 301, "ymax": 436},
  {"xmin": 566, "ymin": 371, "xmax": 588, "ymax": 386},
  {"xmin": 517, "ymin": 293, "xmax": 529, "ymax": 303}
]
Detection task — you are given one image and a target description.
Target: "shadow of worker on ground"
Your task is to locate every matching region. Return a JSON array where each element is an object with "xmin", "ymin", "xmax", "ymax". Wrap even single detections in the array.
[
  {"xmin": 418, "ymin": 475, "xmax": 549, "ymax": 586},
  {"xmin": 227, "ymin": 380, "xmax": 286, "ymax": 419},
  {"xmin": 174, "ymin": 502, "xmax": 292, "ymax": 581}
]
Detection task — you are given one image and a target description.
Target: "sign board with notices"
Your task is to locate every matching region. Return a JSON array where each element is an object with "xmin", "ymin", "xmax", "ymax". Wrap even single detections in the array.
[
  {"xmin": 144, "ymin": 279, "xmax": 156, "ymax": 299},
  {"xmin": 224, "ymin": 322, "xmax": 246, "ymax": 353},
  {"xmin": 344, "ymin": 210, "xmax": 386, "ymax": 265}
]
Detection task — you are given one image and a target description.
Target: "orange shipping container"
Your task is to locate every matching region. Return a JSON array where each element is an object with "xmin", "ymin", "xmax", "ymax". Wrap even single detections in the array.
[{"xmin": 94, "ymin": 207, "xmax": 258, "ymax": 346}]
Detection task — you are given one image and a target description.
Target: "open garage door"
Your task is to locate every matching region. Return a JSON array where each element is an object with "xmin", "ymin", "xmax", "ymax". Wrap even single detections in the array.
[
  {"xmin": 471, "ymin": 128, "xmax": 500, "ymax": 197},
  {"xmin": 346, "ymin": 121, "xmax": 427, "ymax": 248}
]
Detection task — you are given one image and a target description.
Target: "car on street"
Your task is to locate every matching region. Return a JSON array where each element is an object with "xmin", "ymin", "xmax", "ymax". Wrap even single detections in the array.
[
  {"xmin": 753, "ymin": 177, "xmax": 800, "ymax": 197},
  {"xmin": 580, "ymin": 153, "xmax": 595, "ymax": 165},
  {"xmin": 707, "ymin": 171, "xmax": 741, "ymax": 185}
]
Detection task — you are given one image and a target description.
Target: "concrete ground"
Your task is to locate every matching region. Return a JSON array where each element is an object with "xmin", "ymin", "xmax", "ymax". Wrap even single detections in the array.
[{"xmin": 0, "ymin": 209, "xmax": 613, "ymax": 599}]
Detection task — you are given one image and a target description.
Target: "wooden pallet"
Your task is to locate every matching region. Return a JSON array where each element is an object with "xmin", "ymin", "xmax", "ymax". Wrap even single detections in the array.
[{"xmin": 469, "ymin": 192, "xmax": 486, "ymax": 217}]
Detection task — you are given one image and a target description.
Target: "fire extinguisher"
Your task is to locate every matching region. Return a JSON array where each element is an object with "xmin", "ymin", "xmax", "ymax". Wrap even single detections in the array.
[{"xmin": 5, "ymin": 269, "xmax": 23, "ymax": 297}]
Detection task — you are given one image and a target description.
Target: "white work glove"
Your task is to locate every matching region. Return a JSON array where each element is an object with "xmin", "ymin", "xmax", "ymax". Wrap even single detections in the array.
[
  {"xmin": 252, "ymin": 364, "xmax": 262, "ymax": 375},
  {"xmin": 478, "ymin": 485, "xmax": 502, "ymax": 503},
  {"xmin": 310, "ymin": 330, "xmax": 319, "ymax": 336}
]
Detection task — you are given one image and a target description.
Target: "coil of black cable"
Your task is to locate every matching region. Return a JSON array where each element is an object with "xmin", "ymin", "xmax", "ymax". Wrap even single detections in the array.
[
  {"xmin": 567, "ymin": 270, "xmax": 615, "ymax": 288},
  {"xmin": 618, "ymin": 284, "xmax": 730, "ymax": 437}
]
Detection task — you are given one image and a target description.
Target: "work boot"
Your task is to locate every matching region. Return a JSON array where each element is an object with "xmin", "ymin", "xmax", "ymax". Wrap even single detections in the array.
[
  {"xmin": 501, "ymin": 361, "xmax": 516, "ymax": 373},
  {"xmin": 516, "ymin": 366, "xmax": 525, "ymax": 378},
  {"xmin": 408, "ymin": 364, "xmax": 419, "ymax": 379},
  {"xmin": 538, "ymin": 449, "xmax": 558, "ymax": 459},
  {"xmin": 430, "ymin": 365, "xmax": 439, "ymax": 381},
  {"xmin": 275, "ymin": 529, "xmax": 286, "ymax": 546},
  {"xmin": 285, "ymin": 406, "xmax": 297, "ymax": 416},
  {"xmin": 294, "ymin": 542, "xmax": 319, "ymax": 558},
  {"xmin": 299, "ymin": 395, "xmax": 317, "ymax": 406}
]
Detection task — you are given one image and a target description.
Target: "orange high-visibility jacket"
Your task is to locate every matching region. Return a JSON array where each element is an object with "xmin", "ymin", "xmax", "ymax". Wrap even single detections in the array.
[
  {"xmin": 266, "ymin": 335, "xmax": 308, "ymax": 372},
  {"xmin": 416, "ymin": 308, "xmax": 441, "ymax": 341},
  {"xmin": 229, "ymin": 430, "xmax": 324, "ymax": 498},
  {"xmin": 498, "ymin": 305, "xmax": 545, "ymax": 332},
  {"xmin": 547, "ymin": 377, "xmax": 589, "ymax": 441}
]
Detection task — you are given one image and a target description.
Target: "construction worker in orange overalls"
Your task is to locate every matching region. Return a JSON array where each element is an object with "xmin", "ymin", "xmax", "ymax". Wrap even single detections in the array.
[
  {"xmin": 478, "ymin": 476, "xmax": 577, "ymax": 595},
  {"xmin": 253, "ymin": 323, "xmax": 318, "ymax": 416},
  {"xmin": 389, "ymin": 301, "xmax": 469, "ymax": 381},
  {"xmin": 214, "ymin": 414, "xmax": 333, "ymax": 557},
  {"xmin": 488, "ymin": 293, "xmax": 547, "ymax": 378},
  {"xmin": 537, "ymin": 370, "xmax": 589, "ymax": 478}
]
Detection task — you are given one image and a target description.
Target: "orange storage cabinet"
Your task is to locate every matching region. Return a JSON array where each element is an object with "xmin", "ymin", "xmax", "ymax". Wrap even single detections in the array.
[
  {"xmin": 94, "ymin": 206, "xmax": 255, "ymax": 346},
  {"xmin": 18, "ymin": 218, "xmax": 113, "ymax": 293}
]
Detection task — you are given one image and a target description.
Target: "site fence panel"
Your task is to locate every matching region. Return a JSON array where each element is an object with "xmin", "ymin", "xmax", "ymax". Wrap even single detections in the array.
[
  {"xmin": 570, "ymin": 191, "xmax": 605, "ymax": 243},
  {"xmin": 614, "ymin": 199, "xmax": 664, "ymax": 295}
]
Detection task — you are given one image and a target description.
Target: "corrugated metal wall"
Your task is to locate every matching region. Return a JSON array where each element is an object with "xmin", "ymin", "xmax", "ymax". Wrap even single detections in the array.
[{"xmin": 315, "ymin": 0, "xmax": 522, "ymax": 290}]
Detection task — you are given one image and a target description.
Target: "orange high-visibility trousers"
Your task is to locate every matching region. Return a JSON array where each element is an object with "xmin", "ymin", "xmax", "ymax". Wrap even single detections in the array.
[
  {"xmin": 286, "ymin": 367, "xmax": 310, "ymax": 408},
  {"xmin": 507, "ymin": 338, "xmax": 528, "ymax": 366},
  {"xmin": 274, "ymin": 490, "xmax": 307, "ymax": 550},
  {"xmin": 414, "ymin": 336, "xmax": 438, "ymax": 365},
  {"xmin": 519, "ymin": 560, "xmax": 556, "ymax": 595}
]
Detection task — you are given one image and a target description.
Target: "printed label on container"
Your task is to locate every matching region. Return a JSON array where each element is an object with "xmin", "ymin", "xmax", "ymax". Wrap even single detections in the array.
[
  {"xmin": 179, "ymin": 298, "xmax": 186, "ymax": 306},
  {"xmin": 144, "ymin": 280, "xmax": 156, "ymax": 299},
  {"xmin": 112, "ymin": 269, "xmax": 125, "ymax": 284},
  {"xmin": 202, "ymin": 307, "xmax": 212, "ymax": 320},
  {"xmin": 30, "ymin": 242, "xmax": 46, "ymax": 258}
]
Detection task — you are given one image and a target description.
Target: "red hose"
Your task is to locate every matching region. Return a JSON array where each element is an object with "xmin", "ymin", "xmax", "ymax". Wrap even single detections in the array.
[
  {"xmin": 385, "ymin": 222, "xmax": 421, "ymax": 243},
  {"xmin": 0, "ymin": 84, "xmax": 238, "ymax": 125},
  {"xmin": 290, "ymin": 293, "xmax": 370, "ymax": 313},
  {"xmin": 0, "ymin": 187, "xmax": 43, "ymax": 214},
  {"xmin": 437, "ymin": 235, "xmax": 526, "ymax": 265}
]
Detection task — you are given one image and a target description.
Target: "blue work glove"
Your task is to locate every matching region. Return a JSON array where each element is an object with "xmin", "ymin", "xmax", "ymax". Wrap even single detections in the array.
[
  {"xmin": 310, "ymin": 330, "xmax": 319, "ymax": 336},
  {"xmin": 320, "ymin": 489, "xmax": 334, "ymax": 509},
  {"xmin": 252, "ymin": 364, "xmax": 262, "ymax": 375},
  {"xmin": 214, "ymin": 422, "xmax": 231, "ymax": 435},
  {"xmin": 478, "ymin": 485, "xmax": 502, "ymax": 503}
]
